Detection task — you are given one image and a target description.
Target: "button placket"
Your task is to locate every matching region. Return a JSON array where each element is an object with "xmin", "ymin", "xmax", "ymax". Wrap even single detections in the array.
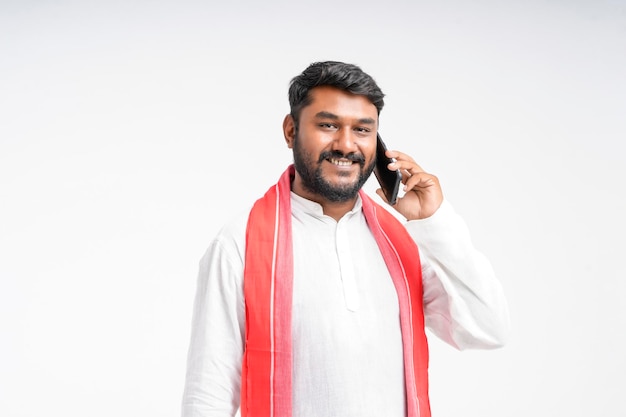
[{"xmin": 335, "ymin": 217, "xmax": 359, "ymax": 311}]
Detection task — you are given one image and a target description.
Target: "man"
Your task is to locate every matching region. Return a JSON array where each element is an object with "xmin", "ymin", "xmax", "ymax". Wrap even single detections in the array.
[{"xmin": 182, "ymin": 61, "xmax": 510, "ymax": 417}]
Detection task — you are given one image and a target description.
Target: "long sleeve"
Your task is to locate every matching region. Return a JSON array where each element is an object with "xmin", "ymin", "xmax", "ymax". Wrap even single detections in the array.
[
  {"xmin": 181, "ymin": 221, "xmax": 246, "ymax": 417},
  {"xmin": 406, "ymin": 200, "xmax": 511, "ymax": 350}
]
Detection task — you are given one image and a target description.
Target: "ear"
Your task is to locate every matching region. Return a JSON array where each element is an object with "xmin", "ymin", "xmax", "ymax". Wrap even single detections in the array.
[{"xmin": 283, "ymin": 114, "xmax": 295, "ymax": 149}]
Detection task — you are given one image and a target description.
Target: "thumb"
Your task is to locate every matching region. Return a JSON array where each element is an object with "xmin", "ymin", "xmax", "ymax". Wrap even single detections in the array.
[{"xmin": 375, "ymin": 188, "xmax": 388, "ymax": 203}]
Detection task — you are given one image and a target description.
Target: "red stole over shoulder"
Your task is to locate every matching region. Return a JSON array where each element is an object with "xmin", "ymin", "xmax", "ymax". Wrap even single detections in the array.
[{"xmin": 242, "ymin": 165, "xmax": 431, "ymax": 417}]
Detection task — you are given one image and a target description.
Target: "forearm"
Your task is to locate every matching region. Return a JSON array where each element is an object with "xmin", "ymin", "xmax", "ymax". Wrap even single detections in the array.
[{"xmin": 407, "ymin": 200, "xmax": 510, "ymax": 350}]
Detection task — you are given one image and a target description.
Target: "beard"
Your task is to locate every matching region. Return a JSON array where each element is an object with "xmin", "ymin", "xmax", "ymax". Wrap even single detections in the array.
[{"xmin": 292, "ymin": 134, "xmax": 376, "ymax": 203}]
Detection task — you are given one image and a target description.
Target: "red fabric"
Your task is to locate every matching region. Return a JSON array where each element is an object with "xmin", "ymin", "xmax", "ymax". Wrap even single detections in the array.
[
  {"xmin": 361, "ymin": 193, "xmax": 431, "ymax": 417},
  {"xmin": 242, "ymin": 167, "xmax": 293, "ymax": 417},
  {"xmin": 242, "ymin": 165, "xmax": 430, "ymax": 417}
]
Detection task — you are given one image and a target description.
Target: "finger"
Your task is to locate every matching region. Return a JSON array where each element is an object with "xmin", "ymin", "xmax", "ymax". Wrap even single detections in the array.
[
  {"xmin": 385, "ymin": 149, "xmax": 414, "ymax": 163},
  {"xmin": 386, "ymin": 151, "xmax": 425, "ymax": 177},
  {"xmin": 403, "ymin": 172, "xmax": 438, "ymax": 192},
  {"xmin": 400, "ymin": 169, "xmax": 411, "ymax": 185},
  {"xmin": 390, "ymin": 160, "xmax": 425, "ymax": 181}
]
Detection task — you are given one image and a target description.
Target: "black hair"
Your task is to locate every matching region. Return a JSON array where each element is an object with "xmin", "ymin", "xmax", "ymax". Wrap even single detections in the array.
[{"xmin": 288, "ymin": 61, "xmax": 385, "ymax": 124}]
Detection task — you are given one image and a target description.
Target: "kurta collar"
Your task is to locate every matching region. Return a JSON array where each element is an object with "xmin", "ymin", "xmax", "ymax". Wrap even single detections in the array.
[{"xmin": 290, "ymin": 191, "xmax": 363, "ymax": 222}]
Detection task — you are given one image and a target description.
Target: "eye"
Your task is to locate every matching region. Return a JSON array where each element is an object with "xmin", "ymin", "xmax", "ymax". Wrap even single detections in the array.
[
  {"xmin": 319, "ymin": 123, "xmax": 338, "ymax": 130},
  {"xmin": 354, "ymin": 127, "xmax": 372, "ymax": 134}
]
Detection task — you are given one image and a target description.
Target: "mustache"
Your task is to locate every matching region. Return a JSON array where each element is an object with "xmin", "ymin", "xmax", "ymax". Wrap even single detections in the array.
[{"xmin": 318, "ymin": 150, "xmax": 366, "ymax": 164}]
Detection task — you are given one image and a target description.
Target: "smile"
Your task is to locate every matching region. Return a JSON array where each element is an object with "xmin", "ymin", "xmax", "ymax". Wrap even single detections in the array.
[{"xmin": 329, "ymin": 158, "xmax": 353, "ymax": 166}]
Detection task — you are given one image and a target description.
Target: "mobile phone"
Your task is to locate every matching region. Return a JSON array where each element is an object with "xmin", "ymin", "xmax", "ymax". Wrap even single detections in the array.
[{"xmin": 373, "ymin": 133, "xmax": 402, "ymax": 205}]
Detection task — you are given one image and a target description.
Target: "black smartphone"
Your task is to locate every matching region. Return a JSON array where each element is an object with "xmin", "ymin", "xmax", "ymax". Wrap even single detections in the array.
[{"xmin": 373, "ymin": 133, "xmax": 403, "ymax": 205}]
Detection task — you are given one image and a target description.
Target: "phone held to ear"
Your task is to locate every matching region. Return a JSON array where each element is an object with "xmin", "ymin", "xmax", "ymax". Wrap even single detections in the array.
[{"xmin": 373, "ymin": 133, "xmax": 402, "ymax": 206}]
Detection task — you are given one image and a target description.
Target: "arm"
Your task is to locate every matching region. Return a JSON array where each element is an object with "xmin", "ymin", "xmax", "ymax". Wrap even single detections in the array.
[
  {"xmin": 181, "ymin": 227, "xmax": 246, "ymax": 417},
  {"xmin": 376, "ymin": 150, "xmax": 510, "ymax": 350},
  {"xmin": 406, "ymin": 200, "xmax": 510, "ymax": 349}
]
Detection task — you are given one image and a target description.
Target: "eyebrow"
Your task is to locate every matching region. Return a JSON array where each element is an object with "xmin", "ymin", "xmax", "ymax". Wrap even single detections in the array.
[{"xmin": 314, "ymin": 111, "xmax": 376, "ymax": 125}]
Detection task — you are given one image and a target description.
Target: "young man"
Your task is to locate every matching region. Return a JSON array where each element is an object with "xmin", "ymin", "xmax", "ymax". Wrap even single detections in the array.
[{"xmin": 182, "ymin": 61, "xmax": 510, "ymax": 417}]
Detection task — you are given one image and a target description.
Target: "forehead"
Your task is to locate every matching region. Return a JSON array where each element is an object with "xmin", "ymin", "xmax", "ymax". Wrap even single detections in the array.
[{"xmin": 302, "ymin": 86, "xmax": 378, "ymax": 120}]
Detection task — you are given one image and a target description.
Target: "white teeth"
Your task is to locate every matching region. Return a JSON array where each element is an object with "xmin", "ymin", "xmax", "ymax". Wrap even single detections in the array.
[{"xmin": 329, "ymin": 158, "xmax": 352, "ymax": 166}]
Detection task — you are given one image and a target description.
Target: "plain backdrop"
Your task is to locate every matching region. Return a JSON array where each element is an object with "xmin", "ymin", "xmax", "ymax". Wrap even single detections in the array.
[{"xmin": 1, "ymin": 1, "xmax": 625, "ymax": 416}]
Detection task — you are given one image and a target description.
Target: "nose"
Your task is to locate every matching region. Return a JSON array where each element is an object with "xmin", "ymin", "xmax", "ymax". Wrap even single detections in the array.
[{"xmin": 332, "ymin": 128, "xmax": 359, "ymax": 154}]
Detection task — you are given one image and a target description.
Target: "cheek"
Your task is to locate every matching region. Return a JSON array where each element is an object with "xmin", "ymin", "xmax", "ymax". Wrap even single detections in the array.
[
  {"xmin": 297, "ymin": 130, "xmax": 329, "ymax": 151},
  {"xmin": 362, "ymin": 139, "xmax": 377, "ymax": 160}
]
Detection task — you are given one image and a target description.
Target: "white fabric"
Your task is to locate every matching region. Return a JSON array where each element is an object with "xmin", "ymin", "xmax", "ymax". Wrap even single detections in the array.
[{"xmin": 181, "ymin": 194, "xmax": 510, "ymax": 417}]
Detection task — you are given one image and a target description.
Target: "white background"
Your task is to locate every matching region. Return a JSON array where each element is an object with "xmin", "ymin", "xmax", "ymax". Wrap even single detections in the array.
[{"xmin": 1, "ymin": 1, "xmax": 625, "ymax": 416}]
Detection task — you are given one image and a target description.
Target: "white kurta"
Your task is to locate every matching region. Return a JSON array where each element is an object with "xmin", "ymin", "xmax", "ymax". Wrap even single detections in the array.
[{"xmin": 182, "ymin": 194, "xmax": 510, "ymax": 417}]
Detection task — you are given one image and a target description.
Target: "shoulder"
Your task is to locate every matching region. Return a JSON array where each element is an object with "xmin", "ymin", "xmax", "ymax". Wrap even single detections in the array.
[{"xmin": 202, "ymin": 206, "xmax": 252, "ymax": 270}]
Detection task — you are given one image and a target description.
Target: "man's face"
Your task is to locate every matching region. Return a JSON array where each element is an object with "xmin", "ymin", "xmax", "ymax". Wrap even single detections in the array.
[{"xmin": 286, "ymin": 86, "xmax": 378, "ymax": 203}]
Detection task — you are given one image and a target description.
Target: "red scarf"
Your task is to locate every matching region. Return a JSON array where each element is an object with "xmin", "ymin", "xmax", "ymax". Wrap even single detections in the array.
[{"xmin": 242, "ymin": 165, "xmax": 431, "ymax": 417}]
